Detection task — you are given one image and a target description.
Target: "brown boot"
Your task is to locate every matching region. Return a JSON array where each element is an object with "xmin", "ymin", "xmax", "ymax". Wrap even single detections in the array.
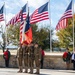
[
  {"xmin": 24, "ymin": 67, "xmax": 28, "ymax": 73},
  {"xmin": 29, "ymin": 67, "xmax": 33, "ymax": 74},
  {"xmin": 34, "ymin": 67, "xmax": 40, "ymax": 74},
  {"xmin": 24, "ymin": 70, "xmax": 27, "ymax": 73},
  {"xmin": 17, "ymin": 66, "xmax": 22, "ymax": 73}
]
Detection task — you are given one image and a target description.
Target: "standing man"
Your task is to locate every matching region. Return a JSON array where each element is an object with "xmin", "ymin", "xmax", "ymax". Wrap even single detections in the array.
[
  {"xmin": 34, "ymin": 42, "xmax": 41, "ymax": 74},
  {"xmin": 28, "ymin": 42, "xmax": 34, "ymax": 74},
  {"xmin": 71, "ymin": 47, "xmax": 75, "ymax": 70},
  {"xmin": 23, "ymin": 44, "xmax": 29, "ymax": 73},
  {"xmin": 3, "ymin": 48, "xmax": 11, "ymax": 68},
  {"xmin": 40, "ymin": 47, "xmax": 45, "ymax": 69},
  {"xmin": 17, "ymin": 44, "xmax": 23, "ymax": 73}
]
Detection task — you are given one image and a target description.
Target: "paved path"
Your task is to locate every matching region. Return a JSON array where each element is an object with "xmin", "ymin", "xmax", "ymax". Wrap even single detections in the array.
[{"xmin": 0, "ymin": 68, "xmax": 75, "ymax": 75}]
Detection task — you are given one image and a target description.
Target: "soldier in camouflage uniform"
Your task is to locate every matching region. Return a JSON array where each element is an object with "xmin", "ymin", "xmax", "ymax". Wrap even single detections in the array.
[
  {"xmin": 34, "ymin": 42, "xmax": 41, "ymax": 74},
  {"xmin": 17, "ymin": 44, "xmax": 23, "ymax": 73},
  {"xmin": 23, "ymin": 44, "xmax": 29, "ymax": 73},
  {"xmin": 28, "ymin": 42, "xmax": 34, "ymax": 74}
]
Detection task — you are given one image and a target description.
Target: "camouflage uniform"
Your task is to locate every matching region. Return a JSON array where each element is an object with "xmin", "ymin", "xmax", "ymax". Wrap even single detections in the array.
[
  {"xmin": 28, "ymin": 45, "xmax": 34, "ymax": 74},
  {"xmin": 23, "ymin": 45, "xmax": 29, "ymax": 73},
  {"xmin": 17, "ymin": 46, "xmax": 23, "ymax": 73},
  {"xmin": 34, "ymin": 44, "xmax": 41, "ymax": 74}
]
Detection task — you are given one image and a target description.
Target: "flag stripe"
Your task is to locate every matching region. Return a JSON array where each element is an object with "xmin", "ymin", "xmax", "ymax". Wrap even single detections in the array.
[
  {"xmin": 30, "ymin": 17, "xmax": 49, "ymax": 24},
  {"xmin": 20, "ymin": 21, "xmax": 24, "ymax": 44},
  {"xmin": 30, "ymin": 15, "xmax": 49, "ymax": 22},
  {"xmin": 30, "ymin": 12, "xmax": 49, "ymax": 20},
  {"xmin": 56, "ymin": 19, "xmax": 68, "ymax": 30}
]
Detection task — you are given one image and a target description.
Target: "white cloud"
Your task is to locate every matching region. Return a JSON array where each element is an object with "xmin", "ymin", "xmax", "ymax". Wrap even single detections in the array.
[
  {"xmin": 52, "ymin": 34, "xmax": 58, "ymax": 40},
  {"xmin": 22, "ymin": 0, "xmax": 48, "ymax": 9},
  {"xmin": 5, "ymin": 13, "xmax": 15, "ymax": 23},
  {"xmin": 52, "ymin": 30, "xmax": 58, "ymax": 40},
  {"xmin": 0, "ymin": 36, "xmax": 3, "ymax": 42}
]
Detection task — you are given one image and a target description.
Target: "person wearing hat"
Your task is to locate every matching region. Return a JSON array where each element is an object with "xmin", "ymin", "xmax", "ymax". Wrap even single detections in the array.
[
  {"xmin": 23, "ymin": 44, "xmax": 29, "ymax": 73},
  {"xmin": 17, "ymin": 43, "xmax": 23, "ymax": 73},
  {"xmin": 28, "ymin": 42, "xmax": 34, "ymax": 74},
  {"xmin": 34, "ymin": 42, "xmax": 41, "ymax": 74}
]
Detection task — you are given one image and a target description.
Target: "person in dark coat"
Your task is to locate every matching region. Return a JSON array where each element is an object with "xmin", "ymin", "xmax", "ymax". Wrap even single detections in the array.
[
  {"xmin": 71, "ymin": 48, "xmax": 75, "ymax": 70},
  {"xmin": 40, "ymin": 47, "xmax": 45, "ymax": 69},
  {"xmin": 3, "ymin": 48, "xmax": 11, "ymax": 67}
]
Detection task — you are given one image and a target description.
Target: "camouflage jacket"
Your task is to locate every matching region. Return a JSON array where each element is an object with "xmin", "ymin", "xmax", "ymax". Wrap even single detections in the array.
[
  {"xmin": 17, "ymin": 47, "xmax": 23, "ymax": 58},
  {"xmin": 34, "ymin": 47, "xmax": 41, "ymax": 59},
  {"xmin": 23, "ymin": 46, "xmax": 29, "ymax": 58}
]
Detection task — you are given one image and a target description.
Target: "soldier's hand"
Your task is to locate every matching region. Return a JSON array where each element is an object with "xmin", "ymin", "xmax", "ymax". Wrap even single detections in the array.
[
  {"xmin": 39, "ymin": 59, "xmax": 41, "ymax": 61},
  {"xmin": 15, "ymin": 56, "xmax": 17, "ymax": 58}
]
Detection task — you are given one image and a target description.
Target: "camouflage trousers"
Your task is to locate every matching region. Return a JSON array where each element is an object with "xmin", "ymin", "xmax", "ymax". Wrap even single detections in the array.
[
  {"xmin": 34, "ymin": 57, "xmax": 40, "ymax": 67},
  {"xmin": 17, "ymin": 58, "xmax": 23, "ymax": 66},
  {"xmin": 23, "ymin": 56, "xmax": 29, "ymax": 67}
]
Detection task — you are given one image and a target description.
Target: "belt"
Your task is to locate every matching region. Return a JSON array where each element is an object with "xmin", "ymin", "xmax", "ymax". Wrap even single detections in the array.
[
  {"xmin": 31, "ymin": 53, "xmax": 34, "ymax": 54},
  {"xmin": 24, "ymin": 53, "xmax": 28, "ymax": 54}
]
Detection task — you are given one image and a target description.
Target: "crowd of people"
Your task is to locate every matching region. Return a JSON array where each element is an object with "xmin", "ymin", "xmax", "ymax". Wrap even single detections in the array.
[
  {"xmin": 16, "ymin": 42, "xmax": 45, "ymax": 74},
  {"xmin": 2, "ymin": 43, "xmax": 75, "ymax": 73}
]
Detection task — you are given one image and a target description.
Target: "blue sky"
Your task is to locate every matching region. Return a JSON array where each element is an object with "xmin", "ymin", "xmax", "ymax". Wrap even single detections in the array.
[{"xmin": 0, "ymin": 0, "xmax": 75, "ymax": 40}]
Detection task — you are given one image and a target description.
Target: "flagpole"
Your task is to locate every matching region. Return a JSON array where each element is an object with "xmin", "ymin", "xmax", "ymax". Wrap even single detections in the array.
[
  {"xmin": 27, "ymin": 1, "xmax": 28, "ymax": 14},
  {"xmin": 72, "ymin": 0, "xmax": 74, "ymax": 51},
  {"xmin": 4, "ymin": 2, "xmax": 8, "ymax": 47},
  {"xmin": 49, "ymin": 0, "xmax": 52, "ymax": 52}
]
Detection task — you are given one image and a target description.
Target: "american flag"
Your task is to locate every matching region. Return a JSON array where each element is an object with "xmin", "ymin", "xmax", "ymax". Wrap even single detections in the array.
[
  {"xmin": 6, "ymin": 4, "xmax": 27, "ymax": 26},
  {"xmin": 20, "ymin": 4, "xmax": 27, "ymax": 44},
  {"xmin": 20, "ymin": 11, "xmax": 32, "ymax": 45},
  {"xmin": 56, "ymin": 0, "xmax": 72, "ymax": 30},
  {"xmin": 30, "ymin": 2, "xmax": 49, "ymax": 24},
  {"xmin": 0, "ymin": 5, "xmax": 4, "ymax": 22},
  {"xmin": 6, "ymin": 11, "xmax": 21, "ymax": 26}
]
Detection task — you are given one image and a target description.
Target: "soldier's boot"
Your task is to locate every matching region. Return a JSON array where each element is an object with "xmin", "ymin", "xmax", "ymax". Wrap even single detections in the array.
[
  {"xmin": 20, "ymin": 66, "xmax": 23, "ymax": 72},
  {"xmin": 24, "ymin": 67, "xmax": 28, "ymax": 73},
  {"xmin": 35, "ymin": 67, "xmax": 40, "ymax": 74},
  {"xmin": 17, "ymin": 66, "xmax": 22, "ymax": 73},
  {"xmin": 29, "ymin": 67, "xmax": 33, "ymax": 74}
]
